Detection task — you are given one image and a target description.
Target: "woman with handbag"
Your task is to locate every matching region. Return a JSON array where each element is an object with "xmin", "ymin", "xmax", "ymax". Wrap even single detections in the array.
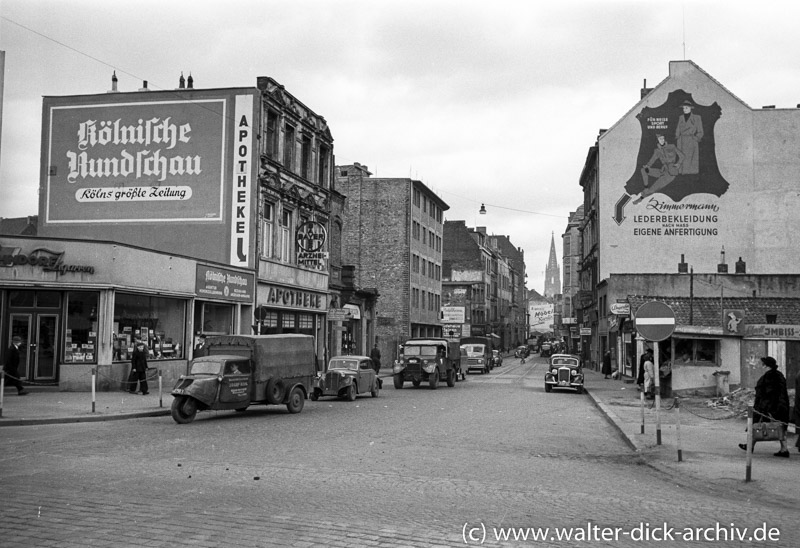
[{"xmin": 739, "ymin": 356, "xmax": 790, "ymax": 457}]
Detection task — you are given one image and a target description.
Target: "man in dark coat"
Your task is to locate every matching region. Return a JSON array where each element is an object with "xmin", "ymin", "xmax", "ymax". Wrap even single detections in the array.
[
  {"xmin": 602, "ymin": 350, "xmax": 612, "ymax": 379},
  {"xmin": 128, "ymin": 341, "xmax": 149, "ymax": 395},
  {"xmin": 370, "ymin": 343, "xmax": 381, "ymax": 375},
  {"xmin": 740, "ymin": 356, "xmax": 790, "ymax": 457},
  {"xmin": 5, "ymin": 336, "xmax": 29, "ymax": 395}
]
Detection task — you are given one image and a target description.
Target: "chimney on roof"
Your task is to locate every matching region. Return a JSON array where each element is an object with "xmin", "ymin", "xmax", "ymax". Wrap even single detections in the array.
[
  {"xmin": 138, "ymin": 80, "xmax": 150, "ymax": 92},
  {"xmin": 735, "ymin": 257, "xmax": 746, "ymax": 274},
  {"xmin": 108, "ymin": 71, "xmax": 118, "ymax": 93},
  {"xmin": 640, "ymin": 78, "xmax": 653, "ymax": 99},
  {"xmin": 187, "ymin": 73, "xmax": 194, "ymax": 89},
  {"xmin": 717, "ymin": 246, "xmax": 728, "ymax": 273},
  {"xmin": 179, "ymin": 72, "xmax": 186, "ymax": 89},
  {"xmin": 678, "ymin": 254, "xmax": 688, "ymax": 273}
]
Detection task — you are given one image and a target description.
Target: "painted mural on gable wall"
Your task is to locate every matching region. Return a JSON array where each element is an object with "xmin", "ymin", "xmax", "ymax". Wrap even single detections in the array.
[{"xmin": 613, "ymin": 89, "xmax": 730, "ymax": 229}]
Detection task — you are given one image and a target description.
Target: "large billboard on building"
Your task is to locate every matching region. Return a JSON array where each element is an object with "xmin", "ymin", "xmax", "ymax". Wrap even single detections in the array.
[
  {"xmin": 599, "ymin": 61, "xmax": 800, "ymax": 278},
  {"xmin": 38, "ymin": 89, "xmax": 258, "ymax": 268},
  {"xmin": 529, "ymin": 302, "xmax": 553, "ymax": 332}
]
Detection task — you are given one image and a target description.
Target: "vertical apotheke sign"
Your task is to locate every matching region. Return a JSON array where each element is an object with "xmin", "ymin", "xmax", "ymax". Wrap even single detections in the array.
[{"xmin": 230, "ymin": 94, "xmax": 253, "ymax": 267}]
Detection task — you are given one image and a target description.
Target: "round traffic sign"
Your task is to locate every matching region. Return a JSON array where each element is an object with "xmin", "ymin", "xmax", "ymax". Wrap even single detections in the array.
[{"xmin": 635, "ymin": 301, "xmax": 676, "ymax": 341}]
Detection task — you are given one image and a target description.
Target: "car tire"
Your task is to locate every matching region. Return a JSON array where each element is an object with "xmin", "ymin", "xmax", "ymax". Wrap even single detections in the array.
[
  {"xmin": 576, "ymin": 386, "xmax": 584, "ymax": 395},
  {"xmin": 446, "ymin": 369, "xmax": 456, "ymax": 387},
  {"xmin": 346, "ymin": 384, "xmax": 357, "ymax": 401},
  {"xmin": 544, "ymin": 383, "xmax": 552, "ymax": 393},
  {"xmin": 310, "ymin": 390, "xmax": 319, "ymax": 401},
  {"xmin": 171, "ymin": 396, "xmax": 197, "ymax": 424},
  {"xmin": 371, "ymin": 381, "xmax": 379, "ymax": 398},
  {"xmin": 286, "ymin": 386, "xmax": 305, "ymax": 413},
  {"xmin": 394, "ymin": 374, "xmax": 404, "ymax": 389},
  {"xmin": 429, "ymin": 369, "xmax": 439, "ymax": 390},
  {"xmin": 266, "ymin": 377, "xmax": 285, "ymax": 404},
  {"xmin": 234, "ymin": 407, "xmax": 248, "ymax": 413}
]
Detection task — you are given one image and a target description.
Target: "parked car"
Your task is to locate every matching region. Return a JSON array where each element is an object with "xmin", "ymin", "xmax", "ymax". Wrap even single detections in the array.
[
  {"xmin": 492, "ymin": 349, "xmax": 503, "ymax": 367},
  {"xmin": 544, "ymin": 354, "xmax": 584, "ymax": 394},
  {"xmin": 311, "ymin": 355, "xmax": 379, "ymax": 401},
  {"xmin": 514, "ymin": 345, "xmax": 529, "ymax": 359},
  {"xmin": 394, "ymin": 338, "xmax": 460, "ymax": 389},
  {"xmin": 170, "ymin": 334, "xmax": 315, "ymax": 424}
]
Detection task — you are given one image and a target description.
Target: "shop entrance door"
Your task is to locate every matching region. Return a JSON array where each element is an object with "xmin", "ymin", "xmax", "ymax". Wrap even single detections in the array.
[{"xmin": 8, "ymin": 313, "xmax": 58, "ymax": 382}]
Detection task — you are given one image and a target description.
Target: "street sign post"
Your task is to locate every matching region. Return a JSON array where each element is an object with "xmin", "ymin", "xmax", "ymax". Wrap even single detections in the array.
[{"xmin": 635, "ymin": 301, "xmax": 676, "ymax": 446}]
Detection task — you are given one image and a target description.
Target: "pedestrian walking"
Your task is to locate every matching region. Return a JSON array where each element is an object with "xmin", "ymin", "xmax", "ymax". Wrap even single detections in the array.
[
  {"xmin": 643, "ymin": 351, "xmax": 655, "ymax": 399},
  {"xmin": 127, "ymin": 341, "xmax": 150, "ymax": 395},
  {"xmin": 4, "ymin": 336, "xmax": 29, "ymax": 395},
  {"xmin": 739, "ymin": 356, "xmax": 790, "ymax": 457},
  {"xmin": 637, "ymin": 348, "xmax": 652, "ymax": 391},
  {"xmin": 602, "ymin": 350, "xmax": 612, "ymax": 379},
  {"xmin": 370, "ymin": 343, "xmax": 381, "ymax": 375}
]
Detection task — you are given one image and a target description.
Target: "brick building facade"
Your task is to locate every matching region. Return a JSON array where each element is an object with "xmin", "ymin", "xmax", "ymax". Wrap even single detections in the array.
[{"xmin": 335, "ymin": 163, "xmax": 448, "ymax": 363}]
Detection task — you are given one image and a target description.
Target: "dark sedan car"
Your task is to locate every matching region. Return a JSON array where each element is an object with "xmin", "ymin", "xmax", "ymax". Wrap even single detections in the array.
[
  {"xmin": 514, "ymin": 345, "xmax": 530, "ymax": 359},
  {"xmin": 311, "ymin": 356, "xmax": 379, "ymax": 401},
  {"xmin": 544, "ymin": 354, "xmax": 584, "ymax": 394}
]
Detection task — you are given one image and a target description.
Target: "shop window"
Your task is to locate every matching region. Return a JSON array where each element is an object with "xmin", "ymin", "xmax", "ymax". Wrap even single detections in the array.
[
  {"xmin": 64, "ymin": 292, "xmax": 99, "ymax": 364},
  {"xmin": 298, "ymin": 314, "xmax": 313, "ymax": 329},
  {"xmin": 674, "ymin": 338, "xmax": 718, "ymax": 365},
  {"xmin": 281, "ymin": 313, "xmax": 296, "ymax": 329},
  {"xmin": 113, "ymin": 293, "xmax": 186, "ymax": 362},
  {"xmin": 196, "ymin": 302, "xmax": 233, "ymax": 335},
  {"xmin": 9, "ymin": 290, "xmax": 34, "ymax": 307}
]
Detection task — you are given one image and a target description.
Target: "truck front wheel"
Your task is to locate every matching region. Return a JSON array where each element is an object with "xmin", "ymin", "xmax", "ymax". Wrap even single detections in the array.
[
  {"xmin": 429, "ymin": 369, "xmax": 439, "ymax": 390},
  {"xmin": 171, "ymin": 396, "xmax": 197, "ymax": 424},
  {"xmin": 393, "ymin": 374, "xmax": 404, "ymax": 389}
]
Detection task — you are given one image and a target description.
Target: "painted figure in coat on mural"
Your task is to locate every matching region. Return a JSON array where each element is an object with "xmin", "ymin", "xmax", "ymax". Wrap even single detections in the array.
[
  {"xmin": 675, "ymin": 100, "xmax": 704, "ymax": 174},
  {"xmin": 739, "ymin": 356, "xmax": 790, "ymax": 457},
  {"xmin": 633, "ymin": 133, "xmax": 685, "ymax": 204}
]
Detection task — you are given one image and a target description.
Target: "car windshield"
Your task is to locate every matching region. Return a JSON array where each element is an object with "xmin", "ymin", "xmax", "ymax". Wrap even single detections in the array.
[
  {"xmin": 464, "ymin": 344, "xmax": 486, "ymax": 355},
  {"xmin": 190, "ymin": 360, "xmax": 223, "ymax": 375},
  {"xmin": 329, "ymin": 358, "xmax": 359, "ymax": 371},
  {"xmin": 551, "ymin": 357, "xmax": 579, "ymax": 367},
  {"xmin": 404, "ymin": 345, "xmax": 437, "ymax": 357}
]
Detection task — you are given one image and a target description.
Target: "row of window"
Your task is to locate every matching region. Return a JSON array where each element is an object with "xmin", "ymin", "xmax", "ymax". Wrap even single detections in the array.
[
  {"xmin": 264, "ymin": 109, "xmax": 331, "ymax": 186},
  {"xmin": 412, "ymin": 188, "xmax": 444, "ymax": 222},
  {"xmin": 411, "ymin": 288, "xmax": 441, "ymax": 312},
  {"xmin": 411, "ymin": 254, "xmax": 441, "ymax": 281},
  {"xmin": 411, "ymin": 221, "xmax": 442, "ymax": 251}
]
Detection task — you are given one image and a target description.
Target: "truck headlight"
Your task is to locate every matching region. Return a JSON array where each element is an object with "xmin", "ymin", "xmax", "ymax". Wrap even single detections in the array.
[{"xmin": 423, "ymin": 363, "xmax": 436, "ymax": 374}]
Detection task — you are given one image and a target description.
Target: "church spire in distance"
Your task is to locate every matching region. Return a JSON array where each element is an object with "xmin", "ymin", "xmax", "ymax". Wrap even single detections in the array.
[{"xmin": 544, "ymin": 232, "xmax": 561, "ymax": 298}]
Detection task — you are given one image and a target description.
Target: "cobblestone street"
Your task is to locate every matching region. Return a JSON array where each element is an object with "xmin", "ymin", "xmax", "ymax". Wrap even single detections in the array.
[{"xmin": 1, "ymin": 358, "xmax": 797, "ymax": 547}]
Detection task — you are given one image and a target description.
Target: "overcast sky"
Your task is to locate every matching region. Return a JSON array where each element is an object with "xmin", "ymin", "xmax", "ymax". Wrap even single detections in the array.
[{"xmin": 2, "ymin": 0, "xmax": 799, "ymax": 294}]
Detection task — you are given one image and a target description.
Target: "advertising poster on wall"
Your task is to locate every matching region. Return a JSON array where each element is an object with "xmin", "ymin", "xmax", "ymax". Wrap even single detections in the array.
[{"xmin": 43, "ymin": 98, "xmax": 227, "ymax": 224}]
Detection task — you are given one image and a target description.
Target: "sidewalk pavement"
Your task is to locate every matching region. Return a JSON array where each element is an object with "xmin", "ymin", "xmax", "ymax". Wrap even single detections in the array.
[
  {"xmin": 2, "ymin": 364, "xmax": 798, "ymax": 507},
  {"xmin": 582, "ymin": 368, "xmax": 800, "ymax": 507}
]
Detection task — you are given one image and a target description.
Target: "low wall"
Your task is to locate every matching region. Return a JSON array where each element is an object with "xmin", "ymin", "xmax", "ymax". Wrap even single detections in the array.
[{"xmin": 58, "ymin": 360, "xmax": 189, "ymax": 392}]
